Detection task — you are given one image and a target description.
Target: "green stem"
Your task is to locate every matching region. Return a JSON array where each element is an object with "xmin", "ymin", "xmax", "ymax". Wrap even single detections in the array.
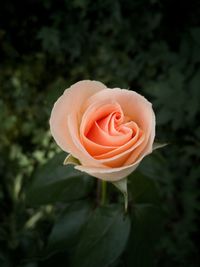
[{"xmin": 101, "ymin": 180, "xmax": 107, "ymax": 205}]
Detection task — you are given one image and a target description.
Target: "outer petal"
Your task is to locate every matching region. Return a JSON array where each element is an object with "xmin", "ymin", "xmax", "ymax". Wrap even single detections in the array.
[
  {"xmin": 75, "ymin": 143, "xmax": 154, "ymax": 181},
  {"xmin": 125, "ymin": 106, "xmax": 155, "ymax": 165},
  {"xmin": 49, "ymin": 80, "xmax": 106, "ymax": 154},
  {"xmin": 67, "ymin": 114, "xmax": 105, "ymax": 168},
  {"xmin": 74, "ymin": 160, "xmax": 139, "ymax": 181}
]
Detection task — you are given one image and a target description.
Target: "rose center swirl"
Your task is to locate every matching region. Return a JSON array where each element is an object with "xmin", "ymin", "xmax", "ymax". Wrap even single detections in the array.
[
  {"xmin": 86, "ymin": 111, "xmax": 134, "ymax": 146},
  {"xmin": 80, "ymin": 101, "xmax": 143, "ymax": 158}
]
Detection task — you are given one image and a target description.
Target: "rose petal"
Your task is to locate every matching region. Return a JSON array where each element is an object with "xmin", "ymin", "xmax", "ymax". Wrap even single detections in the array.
[
  {"xmin": 83, "ymin": 88, "xmax": 155, "ymax": 168},
  {"xmin": 86, "ymin": 88, "xmax": 153, "ymax": 132},
  {"xmin": 80, "ymin": 99, "xmax": 142, "ymax": 163},
  {"xmin": 80, "ymin": 101, "xmax": 123, "ymax": 156},
  {"xmin": 94, "ymin": 121, "xmax": 141, "ymax": 160},
  {"xmin": 125, "ymin": 107, "xmax": 155, "ymax": 165},
  {"xmin": 75, "ymin": 160, "xmax": 140, "ymax": 181},
  {"xmin": 67, "ymin": 114, "xmax": 104, "ymax": 168},
  {"xmin": 49, "ymin": 80, "xmax": 106, "ymax": 153},
  {"xmin": 75, "ymin": 137, "xmax": 154, "ymax": 181}
]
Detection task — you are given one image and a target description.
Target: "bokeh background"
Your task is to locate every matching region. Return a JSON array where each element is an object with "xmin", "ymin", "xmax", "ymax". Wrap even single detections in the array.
[{"xmin": 0, "ymin": 0, "xmax": 200, "ymax": 266}]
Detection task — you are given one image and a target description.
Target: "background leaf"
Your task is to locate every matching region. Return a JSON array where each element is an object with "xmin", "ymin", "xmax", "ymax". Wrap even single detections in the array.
[
  {"xmin": 128, "ymin": 171, "xmax": 160, "ymax": 205},
  {"xmin": 70, "ymin": 205, "xmax": 131, "ymax": 267},
  {"xmin": 26, "ymin": 153, "xmax": 94, "ymax": 205},
  {"xmin": 47, "ymin": 200, "xmax": 92, "ymax": 255},
  {"xmin": 125, "ymin": 204, "xmax": 164, "ymax": 267},
  {"xmin": 123, "ymin": 171, "xmax": 164, "ymax": 267}
]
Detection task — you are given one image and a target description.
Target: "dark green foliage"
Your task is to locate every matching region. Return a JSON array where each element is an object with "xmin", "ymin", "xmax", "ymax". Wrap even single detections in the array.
[
  {"xmin": 0, "ymin": 0, "xmax": 200, "ymax": 266},
  {"xmin": 125, "ymin": 204, "xmax": 163, "ymax": 267},
  {"xmin": 70, "ymin": 205, "xmax": 131, "ymax": 267},
  {"xmin": 26, "ymin": 153, "xmax": 94, "ymax": 205},
  {"xmin": 47, "ymin": 200, "xmax": 93, "ymax": 254}
]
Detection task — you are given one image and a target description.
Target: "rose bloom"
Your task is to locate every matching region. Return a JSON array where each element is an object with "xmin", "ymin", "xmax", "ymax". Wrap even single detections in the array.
[{"xmin": 49, "ymin": 80, "xmax": 155, "ymax": 181}]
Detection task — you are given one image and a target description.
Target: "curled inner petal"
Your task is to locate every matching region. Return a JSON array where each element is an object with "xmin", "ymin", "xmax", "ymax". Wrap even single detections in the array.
[
  {"xmin": 80, "ymin": 100, "xmax": 144, "ymax": 167},
  {"xmin": 87, "ymin": 112, "xmax": 133, "ymax": 147}
]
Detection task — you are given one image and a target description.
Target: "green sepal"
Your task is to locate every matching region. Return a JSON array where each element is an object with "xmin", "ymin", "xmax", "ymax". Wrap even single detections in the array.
[
  {"xmin": 63, "ymin": 154, "xmax": 80, "ymax": 165},
  {"xmin": 112, "ymin": 177, "xmax": 128, "ymax": 212},
  {"xmin": 153, "ymin": 142, "xmax": 168, "ymax": 150}
]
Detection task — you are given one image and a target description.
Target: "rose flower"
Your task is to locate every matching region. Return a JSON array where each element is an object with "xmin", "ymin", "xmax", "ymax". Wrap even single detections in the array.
[{"xmin": 50, "ymin": 80, "xmax": 155, "ymax": 181}]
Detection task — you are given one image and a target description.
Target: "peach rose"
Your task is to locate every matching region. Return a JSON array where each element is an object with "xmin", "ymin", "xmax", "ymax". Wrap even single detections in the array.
[{"xmin": 49, "ymin": 80, "xmax": 155, "ymax": 181}]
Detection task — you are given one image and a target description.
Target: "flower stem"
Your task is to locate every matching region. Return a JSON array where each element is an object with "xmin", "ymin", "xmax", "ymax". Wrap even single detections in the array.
[{"xmin": 101, "ymin": 180, "xmax": 107, "ymax": 205}]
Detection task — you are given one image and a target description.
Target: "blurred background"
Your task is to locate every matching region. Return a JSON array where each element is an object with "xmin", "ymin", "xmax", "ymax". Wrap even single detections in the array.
[{"xmin": 0, "ymin": 0, "xmax": 200, "ymax": 266}]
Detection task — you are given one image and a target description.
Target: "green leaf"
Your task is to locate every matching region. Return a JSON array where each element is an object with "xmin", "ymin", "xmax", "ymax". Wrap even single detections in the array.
[
  {"xmin": 112, "ymin": 178, "xmax": 128, "ymax": 212},
  {"xmin": 125, "ymin": 204, "xmax": 164, "ymax": 267},
  {"xmin": 0, "ymin": 252, "xmax": 11, "ymax": 267},
  {"xmin": 70, "ymin": 205, "xmax": 131, "ymax": 267},
  {"xmin": 26, "ymin": 153, "xmax": 94, "ymax": 205},
  {"xmin": 190, "ymin": 27, "xmax": 200, "ymax": 45},
  {"xmin": 128, "ymin": 171, "xmax": 160, "ymax": 205},
  {"xmin": 47, "ymin": 201, "xmax": 92, "ymax": 254},
  {"xmin": 138, "ymin": 152, "xmax": 166, "ymax": 180},
  {"xmin": 125, "ymin": 172, "xmax": 164, "ymax": 267}
]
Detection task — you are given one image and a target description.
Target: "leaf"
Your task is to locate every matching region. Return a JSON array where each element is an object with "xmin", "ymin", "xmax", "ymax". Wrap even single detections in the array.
[
  {"xmin": 63, "ymin": 154, "xmax": 80, "ymax": 165},
  {"xmin": 187, "ymin": 70, "xmax": 200, "ymax": 120},
  {"xmin": 26, "ymin": 153, "xmax": 94, "ymax": 206},
  {"xmin": 125, "ymin": 172, "xmax": 164, "ymax": 267},
  {"xmin": 128, "ymin": 171, "xmax": 160, "ymax": 205},
  {"xmin": 70, "ymin": 205, "xmax": 131, "ymax": 267},
  {"xmin": 153, "ymin": 142, "xmax": 168, "ymax": 150},
  {"xmin": 0, "ymin": 252, "xmax": 11, "ymax": 267},
  {"xmin": 112, "ymin": 178, "xmax": 128, "ymax": 212},
  {"xmin": 190, "ymin": 27, "xmax": 200, "ymax": 45},
  {"xmin": 47, "ymin": 201, "xmax": 92, "ymax": 254},
  {"xmin": 138, "ymin": 152, "xmax": 165, "ymax": 180},
  {"xmin": 125, "ymin": 204, "xmax": 164, "ymax": 267}
]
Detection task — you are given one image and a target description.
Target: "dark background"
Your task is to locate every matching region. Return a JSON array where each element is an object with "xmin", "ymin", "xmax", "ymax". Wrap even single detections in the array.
[{"xmin": 0, "ymin": 0, "xmax": 200, "ymax": 266}]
